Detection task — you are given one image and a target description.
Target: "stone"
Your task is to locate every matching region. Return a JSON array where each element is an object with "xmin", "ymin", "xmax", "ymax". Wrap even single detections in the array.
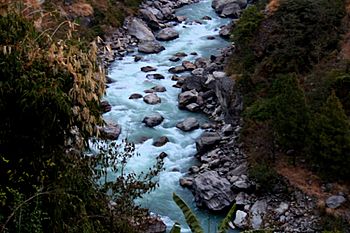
[
  {"xmin": 145, "ymin": 216, "xmax": 166, "ymax": 233},
  {"xmin": 138, "ymin": 40, "xmax": 165, "ymax": 54},
  {"xmin": 141, "ymin": 66, "xmax": 157, "ymax": 72},
  {"xmin": 169, "ymin": 66, "xmax": 186, "ymax": 74},
  {"xmin": 192, "ymin": 171, "xmax": 234, "ymax": 211},
  {"xmin": 219, "ymin": 24, "xmax": 231, "ymax": 38},
  {"xmin": 153, "ymin": 136, "xmax": 169, "ymax": 147},
  {"xmin": 182, "ymin": 61, "xmax": 196, "ymax": 71},
  {"xmin": 126, "ymin": 17, "xmax": 155, "ymax": 41},
  {"xmin": 100, "ymin": 100, "xmax": 112, "ymax": 113},
  {"xmin": 134, "ymin": 55, "xmax": 143, "ymax": 62},
  {"xmin": 156, "ymin": 27, "xmax": 179, "ymax": 41},
  {"xmin": 220, "ymin": 3, "xmax": 241, "ymax": 18},
  {"xmin": 275, "ymin": 202, "xmax": 289, "ymax": 214},
  {"xmin": 99, "ymin": 123, "xmax": 122, "ymax": 140},
  {"xmin": 174, "ymin": 52, "xmax": 188, "ymax": 58},
  {"xmin": 169, "ymin": 56, "xmax": 181, "ymax": 62},
  {"xmin": 196, "ymin": 132, "xmax": 222, "ymax": 154},
  {"xmin": 234, "ymin": 210, "xmax": 248, "ymax": 229},
  {"xmin": 142, "ymin": 113, "xmax": 164, "ymax": 127},
  {"xmin": 186, "ymin": 103, "xmax": 200, "ymax": 112},
  {"xmin": 144, "ymin": 89, "xmax": 155, "ymax": 93},
  {"xmin": 178, "ymin": 90, "xmax": 198, "ymax": 108},
  {"xmin": 235, "ymin": 192, "xmax": 249, "ymax": 206},
  {"xmin": 326, "ymin": 195, "xmax": 346, "ymax": 209},
  {"xmin": 139, "ymin": 8, "xmax": 161, "ymax": 29},
  {"xmin": 158, "ymin": 152, "xmax": 168, "ymax": 159},
  {"xmin": 212, "ymin": 0, "xmax": 247, "ymax": 17},
  {"xmin": 202, "ymin": 16, "xmax": 212, "ymax": 20},
  {"xmin": 221, "ymin": 123, "xmax": 234, "ymax": 135},
  {"xmin": 146, "ymin": 73, "xmax": 165, "ymax": 80},
  {"xmin": 176, "ymin": 117, "xmax": 199, "ymax": 131},
  {"xmin": 191, "ymin": 68, "xmax": 205, "ymax": 77},
  {"xmin": 180, "ymin": 177, "xmax": 194, "ymax": 188},
  {"xmin": 176, "ymin": 15, "xmax": 187, "ymax": 22},
  {"xmin": 129, "ymin": 93, "xmax": 143, "ymax": 99},
  {"xmin": 151, "ymin": 85, "xmax": 167, "ymax": 92},
  {"xmin": 143, "ymin": 93, "xmax": 161, "ymax": 105},
  {"xmin": 250, "ymin": 199, "xmax": 267, "ymax": 229},
  {"xmin": 207, "ymin": 36, "xmax": 215, "ymax": 40},
  {"xmin": 213, "ymin": 71, "xmax": 226, "ymax": 79}
]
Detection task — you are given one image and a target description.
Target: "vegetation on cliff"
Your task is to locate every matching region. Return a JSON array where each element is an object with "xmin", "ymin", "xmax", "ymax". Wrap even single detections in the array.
[
  {"xmin": 228, "ymin": 0, "xmax": 350, "ymax": 230},
  {"xmin": 0, "ymin": 1, "xmax": 162, "ymax": 232}
]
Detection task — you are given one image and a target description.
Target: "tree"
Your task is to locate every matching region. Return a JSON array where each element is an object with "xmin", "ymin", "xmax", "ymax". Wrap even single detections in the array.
[{"xmin": 308, "ymin": 91, "xmax": 350, "ymax": 179}]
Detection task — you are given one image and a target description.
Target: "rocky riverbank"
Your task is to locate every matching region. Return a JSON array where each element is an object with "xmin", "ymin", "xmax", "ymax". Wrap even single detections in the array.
[{"xmin": 95, "ymin": 0, "xmax": 348, "ymax": 232}]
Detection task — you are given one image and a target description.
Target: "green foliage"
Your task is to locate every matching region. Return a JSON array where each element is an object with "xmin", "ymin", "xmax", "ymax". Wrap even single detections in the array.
[
  {"xmin": 217, "ymin": 204, "xmax": 236, "ymax": 233},
  {"xmin": 308, "ymin": 91, "xmax": 350, "ymax": 179},
  {"xmin": 249, "ymin": 162, "xmax": 279, "ymax": 193},
  {"xmin": 172, "ymin": 193, "xmax": 204, "ymax": 233},
  {"xmin": 269, "ymin": 74, "xmax": 309, "ymax": 150},
  {"xmin": 169, "ymin": 222, "xmax": 181, "ymax": 233}
]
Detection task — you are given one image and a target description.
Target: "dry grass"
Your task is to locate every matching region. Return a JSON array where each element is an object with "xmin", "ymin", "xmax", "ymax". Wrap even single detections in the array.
[
  {"xmin": 69, "ymin": 3, "xmax": 93, "ymax": 17},
  {"xmin": 265, "ymin": 0, "xmax": 280, "ymax": 15}
]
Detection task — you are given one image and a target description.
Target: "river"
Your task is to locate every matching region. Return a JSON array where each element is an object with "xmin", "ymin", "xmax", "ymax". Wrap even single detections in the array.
[{"xmin": 103, "ymin": 0, "xmax": 237, "ymax": 232}]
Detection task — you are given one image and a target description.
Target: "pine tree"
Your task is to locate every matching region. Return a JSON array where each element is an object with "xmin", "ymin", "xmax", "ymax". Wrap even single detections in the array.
[{"xmin": 309, "ymin": 91, "xmax": 350, "ymax": 179}]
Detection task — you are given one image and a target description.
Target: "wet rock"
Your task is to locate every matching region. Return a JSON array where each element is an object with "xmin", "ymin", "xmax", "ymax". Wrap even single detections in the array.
[
  {"xmin": 144, "ymin": 89, "xmax": 155, "ymax": 93},
  {"xmin": 194, "ymin": 57, "xmax": 210, "ymax": 68},
  {"xmin": 190, "ymin": 52, "xmax": 198, "ymax": 55},
  {"xmin": 142, "ymin": 113, "xmax": 164, "ymax": 127},
  {"xmin": 182, "ymin": 61, "xmax": 196, "ymax": 71},
  {"xmin": 126, "ymin": 17, "xmax": 155, "ymax": 41},
  {"xmin": 99, "ymin": 123, "xmax": 122, "ymax": 140},
  {"xmin": 186, "ymin": 103, "xmax": 200, "ymax": 112},
  {"xmin": 176, "ymin": 15, "xmax": 187, "ymax": 22},
  {"xmin": 196, "ymin": 132, "xmax": 222, "ymax": 154},
  {"xmin": 174, "ymin": 52, "xmax": 188, "ymax": 58},
  {"xmin": 100, "ymin": 100, "xmax": 112, "ymax": 113},
  {"xmin": 153, "ymin": 136, "xmax": 169, "ymax": 147},
  {"xmin": 202, "ymin": 15, "xmax": 212, "ymax": 20},
  {"xmin": 207, "ymin": 36, "xmax": 215, "ymax": 40},
  {"xmin": 158, "ymin": 152, "xmax": 168, "ymax": 159},
  {"xmin": 141, "ymin": 66, "xmax": 157, "ymax": 72},
  {"xmin": 146, "ymin": 73, "xmax": 165, "ymax": 80},
  {"xmin": 156, "ymin": 27, "xmax": 179, "ymax": 41},
  {"xmin": 192, "ymin": 171, "xmax": 234, "ymax": 211},
  {"xmin": 178, "ymin": 90, "xmax": 198, "ymax": 108},
  {"xmin": 143, "ymin": 93, "xmax": 161, "ymax": 104},
  {"xmin": 169, "ymin": 56, "xmax": 181, "ymax": 62},
  {"xmin": 326, "ymin": 195, "xmax": 346, "ymax": 209},
  {"xmin": 134, "ymin": 55, "xmax": 143, "ymax": 62},
  {"xmin": 151, "ymin": 85, "xmax": 167, "ymax": 92},
  {"xmin": 176, "ymin": 117, "xmax": 199, "ymax": 131},
  {"xmin": 219, "ymin": 24, "xmax": 232, "ymax": 38},
  {"xmin": 180, "ymin": 177, "xmax": 194, "ymax": 188},
  {"xmin": 129, "ymin": 93, "xmax": 143, "ymax": 99},
  {"xmin": 169, "ymin": 65, "xmax": 186, "ymax": 74},
  {"xmin": 138, "ymin": 40, "xmax": 165, "ymax": 54},
  {"xmin": 234, "ymin": 210, "xmax": 248, "ymax": 229}
]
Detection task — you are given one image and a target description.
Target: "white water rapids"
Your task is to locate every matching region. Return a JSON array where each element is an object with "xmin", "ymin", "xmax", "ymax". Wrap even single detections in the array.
[{"xmin": 103, "ymin": 0, "xmax": 238, "ymax": 232}]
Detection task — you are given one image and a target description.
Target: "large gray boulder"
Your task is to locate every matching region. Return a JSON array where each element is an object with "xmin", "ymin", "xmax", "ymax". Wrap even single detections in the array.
[
  {"xmin": 192, "ymin": 171, "xmax": 234, "ymax": 211},
  {"xmin": 250, "ymin": 199, "xmax": 267, "ymax": 229},
  {"xmin": 126, "ymin": 17, "xmax": 155, "ymax": 41},
  {"xmin": 139, "ymin": 8, "xmax": 161, "ymax": 29},
  {"xmin": 156, "ymin": 27, "xmax": 179, "ymax": 41},
  {"xmin": 176, "ymin": 117, "xmax": 199, "ymax": 132},
  {"xmin": 138, "ymin": 40, "xmax": 165, "ymax": 54},
  {"xmin": 99, "ymin": 123, "xmax": 122, "ymax": 140},
  {"xmin": 143, "ymin": 93, "xmax": 161, "ymax": 104},
  {"xmin": 178, "ymin": 90, "xmax": 198, "ymax": 108},
  {"xmin": 142, "ymin": 113, "xmax": 164, "ymax": 127},
  {"xmin": 196, "ymin": 132, "xmax": 222, "ymax": 154},
  {"xmin": 212, "ymin": 0, "xmax": 246, "ymax": 18}
]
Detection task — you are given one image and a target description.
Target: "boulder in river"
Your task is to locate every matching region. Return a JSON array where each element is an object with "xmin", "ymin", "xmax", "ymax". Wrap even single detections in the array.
[
  {"xmin": 169, "ymin": 66, "xmax": 186, "ymax": 74},
  {"xmin": 146, "ymin": 73, "xmax": 165, "ymax": 80},
  {"xmin": 156, "ymin": 27, "xmax": 179, "ymax": 41},
  {"xmin": 99, "ymin": 123, "xmax": 122, "ymax": 140},
  {"xmin": 151, "ymin": 85, "xmax": 167, "ymax": 92},
  {"xmin": 192, "ymin": 171, "xmax": 234, "ymax": 211},
  {"xmin": 142, "ymin": 113, "xmax": 164, "ymax": 127},
  {"xmin": 138, "ymin": 40, "xmax": 165, "ymax": 54},
  {"xmin": 153, "ymin": 136, "xmax": 169, "ymax": 147},
  {"xmin": 178, "ymin": 90, "xmax": 198, "ymax": 108},
  {"xmin": 182, "ymin": 61, "xmax": 196, "ymax": 71},
  {"xmin": 176, "ymin": 117, "xmax": 199, "ymax": 132},
  {"xmin": 100, "ymin": 100, "xmax": 112, "ymax": 113},
  {"xmin": 126, "ymin": 17, "xmax": 155, "ymax": 41},
  {"xmin": 129, "ymin": 93, "xmax": 143, "ymax": 99},
  {"xmin": 143, "ymin": 93, "xmax": 161, "ymax": 105},
  {"xmin": 141, "ymin": 66, "xmax": 157, "ymax": 72}
]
